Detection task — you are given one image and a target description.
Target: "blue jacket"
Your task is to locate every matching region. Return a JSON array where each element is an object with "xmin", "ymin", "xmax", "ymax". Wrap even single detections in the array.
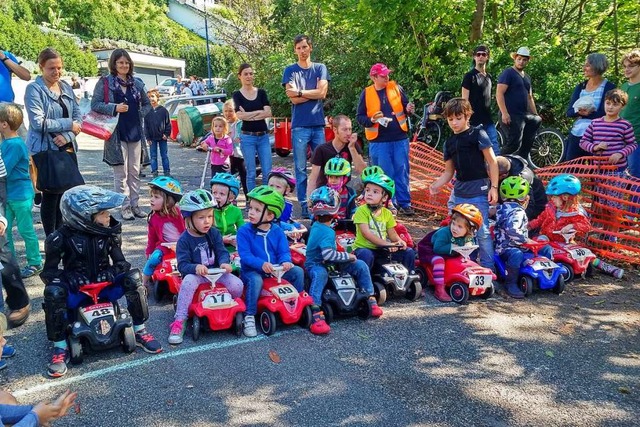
[
  {"xmin": 566, "ymin": 79, "xmax": 616, "ymax": 119},
  {"xmin": 237, "ymin": 223, "xmax": 292, "ymax": 274},
  {"xmin": 24, "ymin": 76, "xmax": 81, "ymax": 155}
]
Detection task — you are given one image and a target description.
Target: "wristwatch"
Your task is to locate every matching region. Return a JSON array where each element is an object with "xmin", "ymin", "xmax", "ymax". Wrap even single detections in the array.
[{"xmin": 297, "ymin": 90, "xmax": 302, "ymax": 97}]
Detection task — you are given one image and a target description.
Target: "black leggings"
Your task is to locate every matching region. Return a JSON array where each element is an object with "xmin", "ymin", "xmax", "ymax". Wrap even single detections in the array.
[
  {"xmin": 229, "ymin": 156, "xmax": 248, "ymax": 197},
  {"xmin": 41, "ymin": 192, "xmax": 63, "ymax": 237}
]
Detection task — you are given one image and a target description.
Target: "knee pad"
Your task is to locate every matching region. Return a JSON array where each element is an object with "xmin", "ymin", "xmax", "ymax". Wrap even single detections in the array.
[
  {"xmin": 123, "ymin": 269, "xmax": 144, "ymax": 292},
  {"xmin": 43, "ymin": 285, "xmax": 69, "ymax": 342},
  {"xmin": 123, "ymin": 269, "xmax": 149, "ymax": 323}
]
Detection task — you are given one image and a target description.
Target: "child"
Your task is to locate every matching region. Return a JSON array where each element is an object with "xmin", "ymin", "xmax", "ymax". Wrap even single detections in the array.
[
  {"xmin": 324, "ymin": 157, "xmax": 357, "ymax": 219},
  {"xmin": 267, "ymin": 168, "xmax": 305, "ymax": 236},
  {"xmin": 144, "ymin": 89, "xmax": 172, "ymax": 177},
  {"xmin": 0, "ymin": 103, "xmax": 42, "ymax": 277},
  {"xmin": 306, "ymin": 187, "xmax": 382, "ymax": 335},
  {"xmin": 0, "ymin": 215, "xmax": 17, "ymax": 371},
  {"xmin": 494, "ymin": 176, "xmax": 553, "ymax": 299},
  {"xmin": 529, "ymin": 174, "xmax": 624, "ymax": 278},
  {"xmin": 352, "ymin": 173, "xmax": 416, "ymax": 272},
  {"xmin": 41, "ymin": 185, "xmax": 162, "ymax": 378},
  {"xmin": 579, "ymin": 89, "xmax": 637, "ymax": 171},
  {"xmin": 223, "ymin": 100, "xmax": 248, "ymax": 198},
  {"xmin": 169, "ymin": 189, "xmax": 243, "ymax": 345},
  {"xmin": 142, "ymin": 176, "xmax": 185, "ymax": 289},
  {"xmin": 210, "ymin": 172, "xmax": 244, "ymax": 251},
  {"xmin": 236, "ymin": 186, "xmax": 304, "ymax": 337},
  {"xmin": 200, "ymin": 116, "xmax": 233, "ymax": 177},
  {"xmin": 417, "ymin": 204, "xmax": 483, "ymax": 302},
  {"xmin": 429, "ymin": 98, "xmax": 499, "ymax": 270}
]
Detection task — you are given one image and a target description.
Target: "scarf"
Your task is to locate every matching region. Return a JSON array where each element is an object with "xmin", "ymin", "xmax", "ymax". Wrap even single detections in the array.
[{"xmin": 112, "ymin": 74, "xmax": 141, "ymax": 104}]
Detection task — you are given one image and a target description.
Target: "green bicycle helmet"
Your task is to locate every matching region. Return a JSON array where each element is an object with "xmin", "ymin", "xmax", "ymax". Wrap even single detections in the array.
[
  {"xmin": 210, "ymin": 172, "xmax": 241, "ymax": 196},
  {"xmin": 178, "ymin": 189, "xmax": 216, "ymax": 218},
  {"xmin": 324, "ymin": 157, "xmax": 351, "ymax": 177},
  {"xmin": 247, "ymin": 185, "xmax": 285, "ymax": 218},
  {"xmin": 546, "ymin": 174, "xmax": 581, "ymax": 196},
  {"xmin": 361, "ymin": 165, "xmax": 385, "ymax": 181},
  {"xmin": 149, "ymin": 176, "xmax": 184, "ymax": 202},
  {"xmin": 500, "ymin": 176, "xmax": 530, "ymax": 201},
  {"xmin": 362, "ymin": 173, "xmax": 396, "ymax": 198}
]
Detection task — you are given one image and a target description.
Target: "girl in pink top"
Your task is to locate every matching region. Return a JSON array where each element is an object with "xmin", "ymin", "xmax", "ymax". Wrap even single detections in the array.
[
  {"xmin": 200, "ymin": 116, "xmax": 233, "ymax": 177},
  {"xmin": 142, "ymin": 176, "xmax": 186, "ymax": 288}
]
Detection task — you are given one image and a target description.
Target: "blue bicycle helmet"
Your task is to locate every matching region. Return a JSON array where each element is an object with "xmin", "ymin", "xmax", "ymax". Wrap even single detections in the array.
[
  {"xmin": 210, "ymin": 172, "xmax": 240, "ymax": 196},
  {"xmin": 149, "ymin": 176, "xmax": 184, "ymax": 202},
  {"xmin": 546, "ymin": 174, "xmax": 581, "ymax": 196},
  {"xmin": 61, "ymin": 185, "xmax": 125, "ymax": 236},
  {"xmin": 309, "ymin": 186, "xmax": 341, "ymax": 216},
  {"xmin": 178, "ymin": 189, "xmax": 216, "ymax": 218}
]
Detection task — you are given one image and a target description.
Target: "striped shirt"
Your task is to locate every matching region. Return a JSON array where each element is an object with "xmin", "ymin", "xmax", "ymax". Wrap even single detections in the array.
[
  {"xmin": 0, "ymin": 152, "xmax": 6, "ymax": 178},
  {"xmin": 580, "ymin": 117, "xmax": 638, "ymax": 168}
]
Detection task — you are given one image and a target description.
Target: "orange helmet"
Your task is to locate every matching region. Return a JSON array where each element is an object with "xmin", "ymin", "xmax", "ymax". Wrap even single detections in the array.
[{"xmin": 451, "ymin": 203, "xmax": 483, "ymax": 230}]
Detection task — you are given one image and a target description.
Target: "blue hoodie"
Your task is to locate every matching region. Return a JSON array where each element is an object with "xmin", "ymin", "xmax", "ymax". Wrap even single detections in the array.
[{"xmin": 237, "ymin": 222, "xmax": 292, "ymax": 274}]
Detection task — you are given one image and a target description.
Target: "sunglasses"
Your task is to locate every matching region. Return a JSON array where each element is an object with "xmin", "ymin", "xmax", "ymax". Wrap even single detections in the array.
[{"xmin": 475, "ymin": 52, "xmax": 488, "ymax": 57}]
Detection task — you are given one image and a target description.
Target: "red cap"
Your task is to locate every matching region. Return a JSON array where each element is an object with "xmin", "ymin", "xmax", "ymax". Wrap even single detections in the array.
[{"xmin": 369, "ymin": 63, "xmax": 392, "ymax": 77}]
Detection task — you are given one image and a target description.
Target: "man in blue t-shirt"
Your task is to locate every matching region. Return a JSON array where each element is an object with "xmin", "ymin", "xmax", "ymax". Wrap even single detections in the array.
[
  {"xmin": 0, "ymin": 50, "xmax": 31, "ymax": 104},
  {"xmin": 495, "ymin": 47, "xmax": 541, "ymax": 160},
  {"xmin": 282, "ymin": 35, "xmax": 330, "ymax": 218}
]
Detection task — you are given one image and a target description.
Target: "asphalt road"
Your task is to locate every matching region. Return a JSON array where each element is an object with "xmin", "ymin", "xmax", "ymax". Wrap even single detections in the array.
[{"xmin": 2, "ymin": 135, "xmax": 639, "ymax": 427}]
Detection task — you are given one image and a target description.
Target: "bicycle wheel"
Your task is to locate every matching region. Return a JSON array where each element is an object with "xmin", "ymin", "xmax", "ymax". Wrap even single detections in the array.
[
  {"xmin": 424, "ymin": 121, "xmax": 442, "ymax": 150},
  {"xmin": 528, "ymin": 128, "xmax": 564, "ymax": 169},
  {"xmin": 496, "ymin": 123, "xmax": 506, "ymax": 153}
]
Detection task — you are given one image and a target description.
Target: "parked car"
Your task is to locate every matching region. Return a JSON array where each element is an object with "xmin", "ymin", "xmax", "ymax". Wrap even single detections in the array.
[{"xmin": 156, "ymin": 78, "xmax": 180, "ymax": 97}]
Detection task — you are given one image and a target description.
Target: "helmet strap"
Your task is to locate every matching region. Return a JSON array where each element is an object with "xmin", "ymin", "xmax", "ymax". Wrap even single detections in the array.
[
  {"xmin": 187, "ymin": 216, "xmax": 207, "ymax": 236},
  {"xmin": 251, "ymin": 207, "xmax": 272, "ymax": 228}
]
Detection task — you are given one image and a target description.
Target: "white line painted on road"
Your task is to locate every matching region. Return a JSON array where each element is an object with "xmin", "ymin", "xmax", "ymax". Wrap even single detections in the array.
[{"xmin": 14, "ymin": 329, "xmax": 304, "ymax": 398}]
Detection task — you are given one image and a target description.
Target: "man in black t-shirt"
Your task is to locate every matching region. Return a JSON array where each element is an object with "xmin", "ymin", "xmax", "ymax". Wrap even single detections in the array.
[
  {"xmin": 307, "ymin": 115, "xmax": 366, "ymax": 197},
  {"xmin": 461, "ymin": 45, "xmax": 499, "ymax": 155}
]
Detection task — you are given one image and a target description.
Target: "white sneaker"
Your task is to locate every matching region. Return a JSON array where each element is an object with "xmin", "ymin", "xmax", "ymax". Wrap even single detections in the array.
[
  {"xmin": 121, "ymin": 206, "xmax": 135, "ymax": 221},
  {"xmin": 243, "ymin": 315, "xmax": 257, "ymax": 337}
]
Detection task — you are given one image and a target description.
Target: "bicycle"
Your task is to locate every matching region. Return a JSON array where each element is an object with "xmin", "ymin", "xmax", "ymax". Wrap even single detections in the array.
[
  {"xmin": 410, "ymin": 91, "xmax": 453, "ymax": 151},
  {"xmin": 496, "ymin": 122, "xmax": 564, "ymax": 169}
]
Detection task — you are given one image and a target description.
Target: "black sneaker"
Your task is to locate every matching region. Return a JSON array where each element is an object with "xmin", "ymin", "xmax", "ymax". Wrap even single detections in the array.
[
  {"xmin": 398, "ymin": 206, "xmax": 415, "ymax": 216},
  {"xmin": 47, "ymin": 347, "xmax": 69, "ymax": 378},
  {"xmin": 135, "ymin": 329, "xmax": 163, "ymax": 354}
]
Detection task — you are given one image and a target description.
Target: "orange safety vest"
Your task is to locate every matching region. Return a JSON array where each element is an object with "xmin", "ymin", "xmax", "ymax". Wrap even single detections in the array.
[{"xmin": 364, "ymin": 81, "xmax": 408, "ymax": 141}]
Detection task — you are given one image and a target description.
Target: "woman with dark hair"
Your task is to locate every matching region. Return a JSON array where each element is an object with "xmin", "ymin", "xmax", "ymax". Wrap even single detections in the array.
[
  {"xmin": 232, "ymin": 63, "xmax": 272, "ymax": 191},
  {"xmin": 24, "ymin": 47, "xmax": 82, "ymax": 236},
  {"xmin": 564, "ymin": 53, "xmax": 616, "ymax": 161},
  {"xmin": 91, "ymin": 48, "xmax": 151, "ymax": 220}
]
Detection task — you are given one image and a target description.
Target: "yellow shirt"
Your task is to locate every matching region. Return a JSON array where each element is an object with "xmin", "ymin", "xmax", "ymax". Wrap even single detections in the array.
[{"xmin": 352, "ymin": 204, "xmax": 396, "ymax": 250}]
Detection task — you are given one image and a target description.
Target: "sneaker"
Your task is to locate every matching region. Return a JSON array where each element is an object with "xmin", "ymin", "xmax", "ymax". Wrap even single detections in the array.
[
  {"xmin": 243, "ymin": 315, "xmax": 257, "ymax": 337},
  {"xmin": 21, "ymin": 264, "xmax": 43, "ymax": 278},
  {"xmin": 32, "ymin": 203, "xmax": 41, "ymax": 214},
  {"xmin": 2, "ymin": 344, "xmax": 16, "ymax": 358},
  {"xmin": 7, "ymin": 304, "xmax": 31, "ymax": 327},
  {"xmin": 131, "ymin": 206, "xmax": 147, "ymax": 219},
  {"xmin": 152, "ymin": 171, "xmax": 159, "ymax": 178},
  {"xmin": 163, "ymin": 170, "xmax": 171, "ymax": 176},
  {"xmin": 369, "ymin": 298, "xmax": 383, "ymax": 317},
  {"xmin": 398, "ymin": 206, "xmax": 415, "ymax": 216},
  {"xmin": 135, "ymin": 329, "xmax": 163, "ymax": 354},
  {"xmin": 168, "ymin": 320, "xmax": 185, "ymax": 345},
  {"xmin": 121, "ymin": 206, "xmax": 135, "ymax": 221},
  {"xmin": 47, "ymin": 347, "xmax": 69, "ymax": 378},
  {"xmin": 309, "ymin": 309, "xmax": 330, "ymax": 335}
]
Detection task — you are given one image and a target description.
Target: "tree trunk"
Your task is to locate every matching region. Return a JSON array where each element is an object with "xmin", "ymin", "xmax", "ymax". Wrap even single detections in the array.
[{"xmin": 470, "ymin": 0, "xmax": 486, "ymax": 43}]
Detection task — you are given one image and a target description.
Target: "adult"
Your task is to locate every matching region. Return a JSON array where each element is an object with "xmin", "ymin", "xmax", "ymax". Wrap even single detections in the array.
[
  {"xmin": 0, "ymin": 49, "xmax": 31, "ymax": 104},
  {"xmin": 174, "ymin": 74, "xmax": 184, "ymax": 95},
  {"xmin": 232, "ymin": 63, "xmax": 272, "ymax": 191},
  {"xmin": 356, "ymin": 63, "xmax": 415, "ymax": 216},
  {"xmin": 181, "ymin": 80, "xmax": 193, "ymax": 97},
  {"xmin": 621, "ymin": 49, "xmax": 640, "ymax": 178},
  {"xmin": 25, "ymin": 47, "xmax": 82, "ymax": 235},
  {"xmin": 461, "ymin": 45, "xmax": 499, "ymax": 155},
  {"xmin": 307, "ymin": 114, "xmax": 366, "ymax": 196},
  {"xmin": 564, "ymin": 53, "xmax": 616, "ymax": 162},
  {"xmin": 282, "ymin": 34, "xmax": 330, "ymax": 218},
  {"xmin": 91, "ymin": 48, "xmax": 151, "ymax": 221},
  {"xmin": 496, "ymin": 155, "xmax": 546, "ymax": 221},
  {"xmin": 496, "ymin": 47, "xmax": 542, "ymax": 159}
]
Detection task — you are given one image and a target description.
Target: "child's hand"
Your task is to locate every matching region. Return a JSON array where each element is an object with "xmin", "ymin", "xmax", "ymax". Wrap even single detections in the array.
[
  {"xmin": 429, "ymin": 183, "xmax": 440, "ymax": 195},
  {"xmin": 195, "ymin": 264, "xmax": 208, "ymax": 276},
  {"xmin": 349, "ymin": 254, "xmax": 358, "ymax": 262},
  {"xmin": 282, "ymin": 262, "xmax": 293, "ymax": 272},
  {"xmin": 395, "ymin": 240, "xmax": 407, "ymax": 250},
  {"xmin": 608, "ymin": 152, "xmax": 623, "ymax": 164},
  {"xmin": 220, "ymin": 263, "xmax": 233, "ymax": 273},
  {"xmin": 52, "ymin": 390, "xmax": 78, "ymax": 419},
  {"xmin": 594, "ymin": 142, "xmax": 607, "ymax": 152},
  {"xmin": 262, "ymin": 262, "xmax": 275, "ymax": 274},
  {"xmin": 0, "ymin": 222, "xmax": 5, "ymax": 236},
  {"xmin": 199, "ymin": 143, "xmax": 208, "ymax": 151},
  {"xmin": 223, "ymin": 235, "xmax": 237, "ymax": 246},
  {"xmin": 560, "ymin": 224, "xmax": 575, "ymax": 234}
]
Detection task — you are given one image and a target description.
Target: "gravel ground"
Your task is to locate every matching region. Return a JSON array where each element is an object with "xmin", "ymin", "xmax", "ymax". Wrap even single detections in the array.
[{"xmin": 1, "ymin": 134, "xmax": 638, "ymax": 427}]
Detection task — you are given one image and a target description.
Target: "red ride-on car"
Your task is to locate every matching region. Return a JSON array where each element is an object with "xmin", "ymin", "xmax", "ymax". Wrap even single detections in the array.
[
  {"xmin": 258, "ymin": 265, "xmax": 314, "ymax": 335},
  {"xmin": 180, "ymin": 268, "xmax": 247, "ymax": 340},
  {"xmin": 416, "ymin": 245, "xmax": 496, "ymax": 304},
  {"xmin": 550, "ymin": 231, "xmax": 596, "ymax": 282},
  {"xmin": 152, "ymin": 242, "xmax": 182, "ymax": 302}
]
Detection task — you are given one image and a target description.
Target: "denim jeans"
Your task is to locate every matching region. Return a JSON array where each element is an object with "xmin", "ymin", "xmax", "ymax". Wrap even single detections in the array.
[
  {"xmin": 368, "ymin": 138, "xmax": 412, "ymax": 207},
  {"xmin": 291, "ymin": 126, "xmax": 325, "ymax": 212},
  {"xmin": 149, "ymin": 139, "xmax": 170, "ymax": 173},
  {"xmin": 500, "ymin": 245, "xmax": 553, "ymax": 285},
  {"xmin": 241, "ymin": 266, "xmax": 304, "ymax": 315},
  {"xmin": 308, "ymin": 260, "xmax": 374, "ymax": 305},
  {"xmin": 354, "ymin": 247, "xmax": 416, "ymax": 272},
  {"xmin": 240, "ymin": 133, "xmax": 272, "ymax": 191},
  {"xmin": 483, "ymin": 123, "xmax": 500, "ymax": 156},
  {"xmin": 448, "ymin": 193, "xmax": 494, "ymax": 269}
]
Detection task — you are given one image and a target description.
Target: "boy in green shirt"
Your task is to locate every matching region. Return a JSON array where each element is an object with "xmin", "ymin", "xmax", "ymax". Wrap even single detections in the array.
[{"xmin": 210, "ymin": 173, "xmax": 244, "ymax": 252}]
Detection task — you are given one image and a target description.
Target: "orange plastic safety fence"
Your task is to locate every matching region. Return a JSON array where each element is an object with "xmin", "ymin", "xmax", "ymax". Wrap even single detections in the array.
[{"xmin": 409, "ymin": 145, "xmax": 640, "ymax": 264}]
